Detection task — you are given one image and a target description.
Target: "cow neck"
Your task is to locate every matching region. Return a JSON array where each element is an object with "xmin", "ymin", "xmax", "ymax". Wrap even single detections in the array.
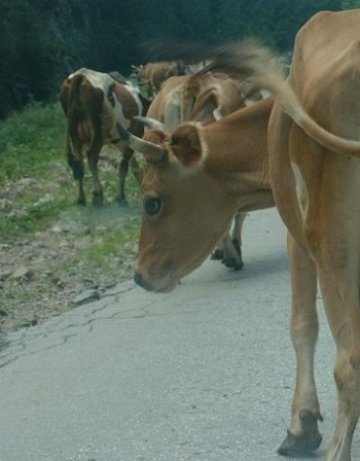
[{"xmin": 204, "ymin": 97, "xmax": 273, "ymax": 193}]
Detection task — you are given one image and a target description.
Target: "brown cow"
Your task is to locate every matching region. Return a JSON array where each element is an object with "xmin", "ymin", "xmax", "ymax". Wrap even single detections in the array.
[
  {"xmin": 117, "ymin": 10, "xmax": 360, "ymax": 461},
  {"xmin": 134, "ymin": 61, "xmax": 185, "ymax": 100},
  {"xmin": 59, "ymin": 68, "xmax": 149, "ymax": 206},
  {"xmin": 143, "ymin": 71, "xmax": 263, "ymax": 269}
]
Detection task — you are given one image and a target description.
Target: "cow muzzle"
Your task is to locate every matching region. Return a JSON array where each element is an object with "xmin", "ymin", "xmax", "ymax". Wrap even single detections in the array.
[
  {"xmin": 134, "ymin": 271, "xmax": 154, "ymax": 291},
  {"xmin": 133, "ymin": 270, "xmax": 177, "ymax": 293}
]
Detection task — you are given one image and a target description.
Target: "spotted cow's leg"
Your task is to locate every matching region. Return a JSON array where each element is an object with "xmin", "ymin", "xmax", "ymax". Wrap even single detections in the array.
[
  {"xmin": 278, "ymin": 233, "xmax": 322, "ymax": 456},
  {"xmin": 66, "ymin": 139, "xmax": 86, "ymax": 206},
  {"xmin": 129, "ymin": 151, "xmax": 143, "ymax": 185},
  {"xmin": 116, "ymin": 146, "xmax": 134, "ymax": 207},
  {"xmin": 86, "ymin": 144, "xmax": 103, "ymax": 207}
]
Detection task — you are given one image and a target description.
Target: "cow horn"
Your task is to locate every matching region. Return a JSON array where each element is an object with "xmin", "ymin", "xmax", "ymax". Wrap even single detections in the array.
[
  {"xmin": 134, "ymin": 116, "xmax": 165, "ymax": 130},
  {"xmin": 116, "ymin": 123, "xmax": 164, "ymax": 161}
]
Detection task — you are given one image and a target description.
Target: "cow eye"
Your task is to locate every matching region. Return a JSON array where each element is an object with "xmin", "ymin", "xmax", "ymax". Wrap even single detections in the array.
[{"xmin": 143, "ymin": 196, "xmax": 162, "ymax": 216}]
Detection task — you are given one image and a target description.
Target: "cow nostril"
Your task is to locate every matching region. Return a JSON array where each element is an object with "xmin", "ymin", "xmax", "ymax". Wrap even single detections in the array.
[{"xmin": 134, "ymin": 272, "xmax": 144, "ymax": 287}]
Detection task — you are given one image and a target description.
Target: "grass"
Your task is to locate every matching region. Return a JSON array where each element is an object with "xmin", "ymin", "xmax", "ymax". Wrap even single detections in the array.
[
  {"xmin": 0, "ymin": 102, "xmax": 65, "ymax": 182},
  {"xmin": 0, "ymin": 100, "xmax": 141, "ymax": 271},
  {"xmin": 65, "ymin": 217, "xmax": 140, "ymax": 279}
]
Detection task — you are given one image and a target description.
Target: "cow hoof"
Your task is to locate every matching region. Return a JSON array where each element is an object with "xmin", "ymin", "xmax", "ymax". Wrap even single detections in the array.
[
  {"xmin": 278, "ymin": 410, "xmax": 322, "ymax": 456},
  {"xmin": 222, "ymin": 243, "xmax": 243, "ymax": 270},
  {"xmin": 211, "ymin": 249, "xmax": 224, "ymax": 260},
  {"xmin": 222, "ymin": 257, "xmax": 244, "ymax": 271}
]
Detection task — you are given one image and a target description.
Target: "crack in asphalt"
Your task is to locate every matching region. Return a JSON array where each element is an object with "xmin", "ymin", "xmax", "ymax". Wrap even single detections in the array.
[{"xmin": 0, "ymin": 284, "xmax": 171, "ymax": 369}]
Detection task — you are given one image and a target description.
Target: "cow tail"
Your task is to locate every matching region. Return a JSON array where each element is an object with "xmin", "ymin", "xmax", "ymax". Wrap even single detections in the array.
[{"xmin": 67, "ymin": 74, "xmax": 84, "ymax": 161}]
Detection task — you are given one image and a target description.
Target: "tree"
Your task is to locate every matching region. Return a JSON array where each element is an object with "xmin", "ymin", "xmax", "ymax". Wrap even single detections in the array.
[
  {"xmin": 340, "ymin": 0, "xmax": 360, "ymax": 7},
  {"xmin": 0, "ymin": 0, "xmax": 353, "ymax": 118}
]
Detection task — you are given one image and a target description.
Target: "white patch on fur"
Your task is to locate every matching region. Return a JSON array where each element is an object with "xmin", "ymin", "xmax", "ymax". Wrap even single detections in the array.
[
  {"xmin": 213, "ymin": 108, "xmax": 223, "ymax": 121},
  {"xmin": 111, "ymin": 97, "xmax": 130, "ymax": 129},
  {"xmin": 291, "ymin": 161, "xmax": 308, "ymax": 219},
  {"xmin": 125, "ymin": 82, "xmax": 143, "ymax": 115},
  {"xmin": 69, "ymin": 68, "xmax": 113, "ymax": 92},
  {"xmin": 69, "ymin": 68, "xmax": 142, "ymax": 129}
]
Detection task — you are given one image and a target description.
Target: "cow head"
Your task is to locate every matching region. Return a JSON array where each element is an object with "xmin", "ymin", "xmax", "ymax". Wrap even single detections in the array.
[{"xmin": 118, "ymin": 122, "xmax": 237, "ymax": 292}]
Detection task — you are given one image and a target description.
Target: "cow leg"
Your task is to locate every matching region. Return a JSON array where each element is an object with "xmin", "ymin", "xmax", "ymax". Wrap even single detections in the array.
[
  {"xmin": 129, "ymin": 151, "xmax": 143, "ymax": 185},
  {"xmin": 86, "ymin": 147, "xmax": 103, "ymax": 207},
  {"xmin": 316, "ymin": 263, "xmax": 360, "ymax": 461},
  {"xmin": 211, "ymin": 212, "xmax": 245, "ymax": 270},
  {"xmin": 278, "ymin": 234, "xmax": 322, "ymax": 456},
  {"xmin": 67, "ymin": 146, "xmax": 86, "ymax": 206},
  {"xmin": 117, "ymin": 146, "xmax": 134, "ymax": 207},
  {"xmin": 211, "ymin": 223, "xmax": 229, "ymax": 262},
  {"xmin": 221, "ymin": 212, "xmax": 246, "ymax": 270}
]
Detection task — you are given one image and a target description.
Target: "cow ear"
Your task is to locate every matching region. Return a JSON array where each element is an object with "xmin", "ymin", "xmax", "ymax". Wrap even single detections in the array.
[
  {"xmin": 170, "ymin": 124, "xmax": 206, "ymax": 167},
  {"xmin": 194, "ymin": 90, "xmax": 220, "ymax": 123}
]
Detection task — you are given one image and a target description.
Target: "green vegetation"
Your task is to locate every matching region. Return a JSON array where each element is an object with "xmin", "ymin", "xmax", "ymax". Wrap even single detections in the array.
[
  {"xmin": 1, "ymin": 0, "xmax": 344, "ymax": 119},
  {"xmin": 0, "ymin": 102, "xmax": 65, "ymax": 182},
  {"xmin": 64, "ymin": 217, "xmax": 140, "ymax": 280},
  {"xmin": 0, "ymin": 102, "xmax": 141, "ymax": 248},
  {"xmin": 0, "ymin": 102, "xmax": 141, "ymax": 331}
]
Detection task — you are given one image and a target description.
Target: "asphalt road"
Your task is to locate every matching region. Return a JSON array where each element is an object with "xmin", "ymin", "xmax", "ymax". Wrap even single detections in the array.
[{"xmin": 0, "ymin": 209, "xmax": 351, "ymax": 461}]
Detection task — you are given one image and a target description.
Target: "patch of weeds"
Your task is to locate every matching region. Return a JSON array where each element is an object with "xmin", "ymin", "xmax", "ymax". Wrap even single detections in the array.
[
  {"xmin": 0, "ymin": 102, "xmax": 65, "ymax": 184},
  {"xmin": 3, "ymin": 282, "xmax": 55, "ymax": 305},
  {"xmin": 63, "ymin": 220, "xmax": 140, "ymax": 278},
  {"xmin": 0, "ymin": 195, "xmax": 73, "ymax": 242}
]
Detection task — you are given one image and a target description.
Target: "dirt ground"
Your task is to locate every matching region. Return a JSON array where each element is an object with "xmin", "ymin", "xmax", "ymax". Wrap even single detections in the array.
[{"xmin": 0, "ymin": 163, "xmax": 139, "ymax": 346}]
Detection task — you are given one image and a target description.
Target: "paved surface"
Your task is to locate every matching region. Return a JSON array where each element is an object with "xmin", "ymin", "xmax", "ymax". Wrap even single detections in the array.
[{"xmin": 0, "ymin": 209, "xmax": 353, "ymax": 461}]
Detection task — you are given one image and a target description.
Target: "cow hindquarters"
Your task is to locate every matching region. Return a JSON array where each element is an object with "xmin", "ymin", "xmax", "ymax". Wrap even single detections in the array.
[{"xmin": 278, "ymin": 234, "xmax": 322, "ymax": 456}]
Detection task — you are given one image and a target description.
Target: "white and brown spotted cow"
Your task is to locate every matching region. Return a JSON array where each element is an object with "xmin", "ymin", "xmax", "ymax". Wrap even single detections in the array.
[
  {"xmin": 59, "ymin": 68, "xmax": 149, "ymax": 206},
  {"xmin": 117, "ymin": 10, "xmax": 360, "ymax": 461}
]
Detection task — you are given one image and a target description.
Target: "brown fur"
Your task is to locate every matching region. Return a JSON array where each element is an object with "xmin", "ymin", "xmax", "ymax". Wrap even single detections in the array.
[{"xmin": 134, "ymin": 10, "xmax": 360, "ymax": 461}]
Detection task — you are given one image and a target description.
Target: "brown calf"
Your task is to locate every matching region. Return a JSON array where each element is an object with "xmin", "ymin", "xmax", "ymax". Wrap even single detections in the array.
[{"xmin": 134, "ymin": 61, "xmax": 185, "ymax": 100}]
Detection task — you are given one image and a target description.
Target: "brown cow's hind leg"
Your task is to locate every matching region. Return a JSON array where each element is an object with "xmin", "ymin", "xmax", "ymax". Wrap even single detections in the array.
[
  {"xmin": 117, "ymin": 146, "xmax": 134, "ymax": 207},
  {"xmin": 278, "ymin": 235, "xmax": 322, "ymax": 456},
  {"xmin": 211, "ymin": 213, "xmax": 245, "ymax": 270},
  {"xmin": 317, "ymin": 266, "xmax": 360, "ymax": 461}
]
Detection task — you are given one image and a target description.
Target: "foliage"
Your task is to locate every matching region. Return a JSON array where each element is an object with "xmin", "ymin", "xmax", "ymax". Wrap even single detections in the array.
[
  {"xmin": 340, "ymin": 0, "xmax": 360, "ymax": 7},
  {"xmin": 0, "ymin": 0, "xmax": 345, "ymax": 119}
]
